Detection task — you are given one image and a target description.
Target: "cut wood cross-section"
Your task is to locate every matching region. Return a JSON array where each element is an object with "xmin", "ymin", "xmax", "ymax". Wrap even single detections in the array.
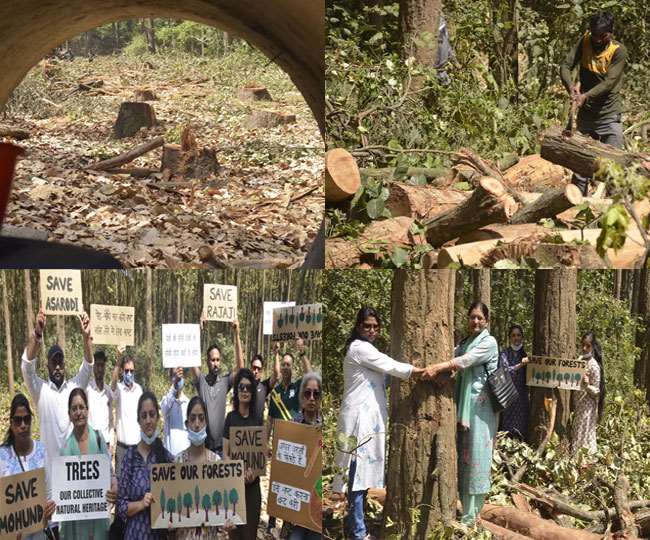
[{"xmin": 325, "ymin": 148, "xmax": 361, "ymax": 202}]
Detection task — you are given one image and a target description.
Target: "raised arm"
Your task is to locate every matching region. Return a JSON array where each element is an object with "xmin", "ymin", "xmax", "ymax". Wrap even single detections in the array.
[
  {"xmin": 296, "ymin": 338, "xmax": 312, "ymax": 374},
  {"xmin": 22, "ymin": 309, "xmax": 46, "ymax": 402},
  {"xmin": 269, "ymin": 342, "xmax": 280, "ymax": 388},
  {"xmin": 25, "ymin": 309, "xmax": 46, "ymax": 362},
  {"xmin": 71, "ymin": 311, "xmax": 94, "ymax": 389},
  {"xmin": 194, "ymin": 311, "xmax": 207, "ymax": 380},
  {"xmin": 232, "ymin": 319, "xmax": 244, "ymax": 376}
]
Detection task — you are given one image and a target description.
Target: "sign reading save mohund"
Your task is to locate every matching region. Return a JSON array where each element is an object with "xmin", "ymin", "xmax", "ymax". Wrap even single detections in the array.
[
  {"xmin": 271, "ymin": 304, "xmax": 322, "ymax": 342},
  {"xmin": 203, "ymin": 284, "xmax": 237, "ymax": 322},
  {"xmin": 149, "ymin": 460, "xmax": 246, "ymax": 529},
  {"xmin": 90, "ymin": 304, "xmax": 135, "ymax": 346},
  {"xmin": 0, "ymin": 468, "xmax": 46, "ymax": 540},
  {"xmin": 39, "ymin": 270, "xmax": 83, "ymax": 315},
  {"xmin": 229, "ymin": 426, "xmax": 267, "ymax": 477},
  {"xmin": 526, "ymin": 355, "xmax": 588, "ymax": 390}
]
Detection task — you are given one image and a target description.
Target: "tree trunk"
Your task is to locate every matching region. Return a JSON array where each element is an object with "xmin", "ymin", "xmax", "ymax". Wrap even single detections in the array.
[
  {"xmin": 1, "ymin": 272, "xmax": 15, "ymax": 395},
  {"xmin": 510, "ymin": 184, "xmax": 582, "ymax": 224},
  {"xmin": 399, "ymin": 0, "xmax": 441, "ymax": 69},
  {"xmin": 490, "ymin": 0, "xmax": 519, "ymax": 96},
  {"xmin": 383, "ymin": 270, "xmax": 457, "ymax": 536},
  {"xmin": 145, "ymin": 268, "xmax": 153, "ymax": 386},
  {"xmin": 635, "ymin": 269, "xmax": 650, "ymax": 395},
  {"xmin": 24, "ymin": 270, "xmax": 33, "ymax": 339},
  {"xmin": 472, "ymin": 269, "xmax": 491, "ymax": 307},
  {"xmin": 454, "ymin": 270, "xmax": 466, "ymax": 344},
  {"xmin": 613, "ymin": 269, "xmax": 623, "ymax": 299},
  {"xmin": 528, "ymin": 270, "xmax": 577, "ymax": 446},
  {"xmin": 56, "ymin": 315, "xmax": 66, "ymax": 351},
  {"xmin": 385, "ymin": 184, "xmax": 467, "ymax": 220}
]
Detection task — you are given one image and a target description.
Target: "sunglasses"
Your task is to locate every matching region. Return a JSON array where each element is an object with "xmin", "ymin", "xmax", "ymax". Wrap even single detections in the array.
[
  {"xmin": 238, "ymin": 383, "xmax": 252, "ymax": 393},
  {"xmin": 303, "ymin": 389, "xmax": 321, "ymax": 400},
  {"xmin": 251, "ymin": 365, "xmax": 262, "ymax": 372},
  {"xmin": 123, "ymin": 368, "xmax": 134, "ymax": 374},
  {"xmin": 11, "ymin": 415, "xmax": 32, "ymax": 426}
]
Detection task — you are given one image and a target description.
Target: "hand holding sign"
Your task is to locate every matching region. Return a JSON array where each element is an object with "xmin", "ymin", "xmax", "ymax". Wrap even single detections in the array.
[
  {"xmin": 78, "ymin": 311, "xmax": 91, "ymax": 340},
  {"xmin": 35, "ymin": 309, "xmax": 46, "ymax": 338},
  {"xmin": 143, "ymin": 492, "xmax": 154, "ymax": 508}
]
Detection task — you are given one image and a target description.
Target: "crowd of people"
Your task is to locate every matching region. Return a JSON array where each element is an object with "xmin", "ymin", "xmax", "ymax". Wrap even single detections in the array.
[
  {"xmin": 335, "ymin": 304, "xmax": 606, "ymax": 538},
  {"xmin": 0, "ymin": 308, "xmax": 322, "ymax": 540}
]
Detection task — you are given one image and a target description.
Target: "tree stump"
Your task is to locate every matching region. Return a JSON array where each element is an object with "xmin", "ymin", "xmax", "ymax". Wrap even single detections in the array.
[
  {"xmin": 113, "ymin": 102, "xmax": 157, "ymax": 138},
  {"xmin": 161, "ymin": 144, "xmax": 219, "ymax": 178},
  {"xmin": 245, "ymin": 110, "xmax": 296, "ymax": 129},
  {"xmin": 134, "ymin": 88, "xmax": 158, "ymax": 101},
  {"xmin": 325, "ymin": 148, "xmax": 361, "ymax": 202},
  {"xmin": 238, "ymin": 85, "xmax": 272, "ymax": 101}
]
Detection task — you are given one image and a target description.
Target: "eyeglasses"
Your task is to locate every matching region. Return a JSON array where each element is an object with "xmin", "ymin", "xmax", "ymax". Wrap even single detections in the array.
[
  {"xmin": 11, "ymin": 415, "xmax": 32, "ymax": 426},
  {"xmin": 363, "ymin": 323, "xmax": 379, "ymax": 330},
  {"xmin": 238, "ymin": 383, "xmax": 252, "ymax": 393},
  {"xmin": 139, "ymin": 410, "xmax": 157, "ymax": 420},
  {"xmin": 251, "ymin": 365, "xmax": 262, "ymax": 372},
  {"xmin": 303, "ymin": 389, "xmax": 321, "ymax": 400},
  {"xmin": 123, "ymin": 369, "xmax": 134, "ymax": 374}
]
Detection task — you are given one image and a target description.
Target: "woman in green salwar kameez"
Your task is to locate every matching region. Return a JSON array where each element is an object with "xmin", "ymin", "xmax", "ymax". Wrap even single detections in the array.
[{"xmin": 425, "ymin": 301, "xmax": 499, "ymax": 524}]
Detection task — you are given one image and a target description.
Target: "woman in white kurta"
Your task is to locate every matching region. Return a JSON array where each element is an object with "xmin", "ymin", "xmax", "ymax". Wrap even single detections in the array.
[{"xmin": 334, "ymin": 307, "xmax": 425, "ymax": 540}]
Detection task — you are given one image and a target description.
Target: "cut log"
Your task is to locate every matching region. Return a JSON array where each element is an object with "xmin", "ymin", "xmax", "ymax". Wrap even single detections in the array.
[
  {"xmin": 423, "ymin": 176, "xmax": 519, "ymax": 247},
  {"xmin": 541, "ymin": 126, "xmax": 650, "ymax": 178},
  {"xmin": 134, "ymin": 88, "xmax": 158, "ymax": 101},
  {"xmin": 510, "ymin": 184, "xmax": 583, "ymax": 224},
  {"xmin": 325, "ymin": 237, "xmax": 364, "ymax": 268},
  {"xmin": 238, "ymin": 85, "xmax": 272, "ymax": 101},
  {"xmin": 0, "ymin": 125, "xmax": 30, "ymax": 140},
  {"xmin": 161, "ymin": 144, "xmax": 219, "ymax": 178},
  {"xmin": 360, "ymin": 166, "xmax": 450, "ymax": 182},
  {"xmin": 478, "ymin": 518, "xmax": 533, "ymax": 540},
  {"xmin": 85, "ymin": 136, "xmax": 164, "ymax": 170},
  {"xmin": 456, "ymin": 224, "xmax": 549, "ymax": 245},
  {"xmin": 511, "ymin": 483, "xmax": 599, "ymax": 523},
  {"xmin": 245, "ymin": 110, "xmax": 296, "ymax": 129},
  {"xmin": 325, "ymin": 148, "xmax": 361, "ymax": 202},
  {"xmin": 503, "ymin": 154, "xmax": 569, "ymax": 192},
  {"xmin": 384, "ymin": 183, "xmax": 467, "ymax": 220},
  {"xmin": 113, "ymin": 102, "xmax": 157, "ymax": 138}
]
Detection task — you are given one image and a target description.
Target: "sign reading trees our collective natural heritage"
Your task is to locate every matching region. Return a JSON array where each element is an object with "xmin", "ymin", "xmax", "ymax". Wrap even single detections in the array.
[
  {"xmin": 268, "ymin": 421, "xmax": 322, "ymax": 533},
  {"xmin": 526, "ymin": 355, "xmax": 588, "ymax": 390},
  {"xmin": 271, "ymin": 304, "xmax": 322, "ymax": 343},
  {"xmin": 90, "ymin": 304, "xmax": 135, "ymax": 346},
  {"xmin": 149, "ymin": 460, "xmax": 246, "ymax": 529},
  {"xmin": 162, "ymin": 324, "xmax": 201, "ymax": 368},
  {"xmin": 51, "ymin": 454, "xmax": 111, "ymax": 522},
  {"xmin": 229, "ymin": 426, "xmax": 267, "ymax": 477},
  {"xmin": 262, "ymin": 301, "xmax": 295, "ymax": 335},
  {"xmin": 0, "ymin": 467, "xmax": 46, "ymax": 540},
  {"xmin": 39, "ymin": 270, "xmax": 83, "ymax": 315},
  {"xmin": 203, "ymin": 284, "xmax": 237, "ymax": 322}
]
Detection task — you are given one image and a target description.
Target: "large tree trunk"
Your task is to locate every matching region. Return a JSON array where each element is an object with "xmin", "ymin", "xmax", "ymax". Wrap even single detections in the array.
[
  {"xmin": 399, "ymin": 0, "xmax": 441, "ymax": 68},
  {"xmin": 145, "ymin": 267, "xmax": 153, "ymax": 386},
  {"xmin": 23, "ymin": 270, "xmax": 33, "ymax": 339},
  {"xmin": 635, "ymin": 269, "xmax": 650, "ymax": 400},
  {"xmin": 472, "ymin": 269, "xmax": 491, "ymax": 307},
  {"xmin": 527, "ymin": 270, "xmax": 577, "ymax": 446},
  {"xmin": 383, "ymin": 270, "xmax": 457, "ymax": 537},
  {"xmin": 1, "ymin": 272, "xmax": 14, "ymax": 395}
]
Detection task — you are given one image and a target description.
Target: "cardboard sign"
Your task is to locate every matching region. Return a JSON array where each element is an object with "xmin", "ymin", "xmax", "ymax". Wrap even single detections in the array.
[
  {"xmin": 162, "ymin": 324, "xmax": 202, "ymax": 368},
  {"xmin": 263, "ymin": 302, "xmax": 295, "ymax": 335},
  {"xmin": 268, "ymin": 420, "xmax": 322, "ymax": 533},
  {"xmin": 271, "ymin": 304, "xmax": 322, "ymax": 343},
  {"xmin": 39, "ymin": 270, "xmax": 83, "ymax": 315},
  {"xmin": 203, "ymin": 284, "xmax": 237, "ymax": 322},
  {"xmin": 90, "ymin": 304, "xmax": 135, "ymax": 346},
  {"xmin": 149, "ymin": 460, "xmax": 246, "ymax": 529},
  {"xmin": 526, "ymin": 356, "xmax": 588, "ymax": 390},
  {"xmin": 51, "ymin": 454, "xmax": 111, "ymax": 522},
  {"xmin": 0, "ymin": 467, "xmax": 46, "ymax": 540},
  {"xmin": 229, "ymin": 426, "xmax": 267, "ymax": 477}
]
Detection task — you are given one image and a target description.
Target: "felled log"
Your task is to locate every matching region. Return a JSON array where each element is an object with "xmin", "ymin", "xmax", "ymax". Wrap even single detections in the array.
[
  {"xmin": 456, "ymin": 224, "xmax": 548, "ymax": 245},
  {"xmin": 384, "ymin": 183, "xmax": 467, "ymax": 220},
  {"xmin": 85, "ymin": 136, "xmax": 164, "ymax": 170},
  {"xmin": 113, "ymin": 102, "xmax": 157, "ymax": 138},
  {"xmin": 134, "ymin": 88, "xmax": 157, "ymax": 101},
  {"xmin": 541, "ymin": 126, "xmax": 650, "ymax": 178},
  {"xmin": 510, "ymin": 184, "xmax": 583, "ymax": 224},
  {"xmin": 423, "ymin": 176, "xmax": 519, "ymax": 247},
  {"xmin": 503, "ymin": 154, "xmax": 569, "ymax": 192},
  {"xmin": 238, "ymin": 85, "xmax": 272, "ymax": 101},
  {"xmin": 245, "ymin": 110, "xmax": 296, "ymax": 129},
  {"xmin": 360, "ymin": 166, "xmax": 450, "ymax": 182},
  {"xmin": 325, "ymin": 148, "xmax": 361, "ymax": 202},
  {"xmin": 0, "ymin": 124, "xmax": 30, "ymax": 140},
  {"xmin": 161, "ymin": 144, "xmax": 219, "ymax": 178}
]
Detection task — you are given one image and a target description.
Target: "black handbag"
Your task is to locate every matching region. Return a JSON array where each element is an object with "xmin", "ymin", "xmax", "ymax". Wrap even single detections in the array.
[{"xmin": 483, "ymin": 354, "xmax": 519, "ymax": 412}]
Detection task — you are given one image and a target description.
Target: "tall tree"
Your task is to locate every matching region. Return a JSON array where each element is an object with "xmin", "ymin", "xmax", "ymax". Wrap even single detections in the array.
[
  {"xmin": 2, "ymin": 272, "xmax": 15, "ymax": 395},
  {"xmin": 145, "ymin": 268, "xmax": 153, "ymax": 386},
  {"xmin": 635, "ymin": 269, "xmax": 650, "ymax": 394},
  {"xmin": 527, "ymin": 269, "xmax": 577, "ymax": 446},
  {"xmin": 399, "ymin": 0, "xmax": 441, "ymax": 68},
  {"xmin": 383, "ymin": 270, "xmax": 457, "ymax": 536},
  {"xmin": 490, "ymin": 0, "xmax": 520, "ymax": 95},
  {"xmin": 471, "ymin": 269, "xmax": 491, "ymax": 307},
  {"xmin": 24, "ymin": 270, "xmax": 33, "ymax": 339}
]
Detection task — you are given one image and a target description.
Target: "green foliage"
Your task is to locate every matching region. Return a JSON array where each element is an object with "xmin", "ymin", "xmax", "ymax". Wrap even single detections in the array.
[{"xmin": 124, "ymin": 34, "xmax": 148, "ymax": 57}]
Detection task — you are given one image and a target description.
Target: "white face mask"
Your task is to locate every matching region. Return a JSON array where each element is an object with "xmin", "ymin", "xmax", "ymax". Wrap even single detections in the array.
[
  {"xmin": 187, "ymin": 427, "xmax": 207, "ymax": 447},
  {"xmin": 140, "ymin": 428, "xmax": 159, "ymax": 445},
  {"xmin": 582, "ymin": 352, "xmax": 593, "ymax": 360},
  {"xmin": 511, "ymin": 343, "xmax": 523, "ymax": 351}
]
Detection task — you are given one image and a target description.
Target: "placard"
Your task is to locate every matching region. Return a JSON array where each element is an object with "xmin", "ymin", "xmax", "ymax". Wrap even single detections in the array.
[
  {"xmin": 90, "ymin": 304, "xmax": 135, "ymax": 346},
  {"xmin": 149, "ymin": 460, "xmax": 246, "ymax": 529},
  {"xmin": 268, "ymin": 420, "xmax": 322, "ymax": 533},
  {"xmin": 0, "ymin": 467, "xmax": 46, "ymax": 540},
  {"xmin": 526, "ymin": 355, "xmax": 588, "ymax": 390},
  {"xmin": 203, "ymin": 284, "xmax": 237, "ymax": 322},
  {"xmin": 263, "ymin": 302, "xmax": 295, "ymax": 335},
  {"xmin": 39, "ymin": 270, "xmax": 83, "ymax": 315},
  {"xmin": 229, "ymin": 426, "xmax": 267, "ymax": 477},
  {"xmin": 271, "ymin": 304, "xmax": 322, "ymax": 343},
  {"xmin": 51, "ymin": 454, "xmax": 111, "ymax": 522},
  {"xmin": 162, "ymin": 324, "xmax": 201, "ymax": 368}
]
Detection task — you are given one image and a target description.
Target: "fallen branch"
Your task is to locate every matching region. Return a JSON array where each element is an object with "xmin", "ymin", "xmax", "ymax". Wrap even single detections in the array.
[
  {"xmin": 85, "ymin": 136, "xmax": 165, "ymax": 170},
  {"xmin": 613, "ymin": 473, "xmax": 639, "ymax": 537},
  {"xmin": 0, "ymin": 124, "xmax": 30, "ymax": 140},
  {"xmin": 478, "ymin": 517, "xmax": 533, "ymax": 540}
]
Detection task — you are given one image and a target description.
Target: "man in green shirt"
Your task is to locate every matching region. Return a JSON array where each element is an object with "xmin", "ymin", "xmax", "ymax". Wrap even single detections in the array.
[{"xmin": 560, "ymin": 11, "xmax": 627, "ymax": 195}]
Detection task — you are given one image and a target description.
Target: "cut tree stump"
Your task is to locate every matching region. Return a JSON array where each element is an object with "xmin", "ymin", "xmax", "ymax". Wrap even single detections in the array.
[
  {"xmin": 0, "ymin": 125, "xmax": 30, "ymax": 140},
  {"xmin": 238, "ymin": 85, "xmax": 272, "ymax": 101},
  {"xmin": 85, "ymin": 136, "xmax": 164, "ymax": 170},
  {"xmin": 503, "ymin": 154, "xmax": 570, "ymax": 192},
  {"xmin": 385, "ymin": 183, "xmax": 467, "ymax": 220},
  {"xmin": 423, "ymin": 176, "xmax": 519, "ymax": 247},
  {"xmin": 245, "ymin": 110, "xmax": 296, "ymax": 129},
  {"xmin": 510, "ymin": 184, "xmax": 583, "ymax": 224},
  {"xmin": 541, "ymin": 126, "xmax": 650, "ymax": 178},
  {"xmin": 161, "ymin": 144, "xmax": 219, "ymax": 178},
  {"xmin": 134, "ymin": 88, "xmax": 158, "ymax": 101},
  {"xmin": 325, "ymin": 148, "xmax": 361, "ymax": 202},
  {"xmin": 113, "ymin": 102, "xmax": 157, "ymax": 138}
]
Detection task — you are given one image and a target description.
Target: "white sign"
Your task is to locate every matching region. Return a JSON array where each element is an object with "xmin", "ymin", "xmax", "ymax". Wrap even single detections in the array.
[
  {"xmin": 162, "ymin": 324, "xmax": 201, "ymax": 368},
  {"xmin": 90, "ymin": 304, "xmax": 135, "ymax": 346},
  {"xmin": 39, "ymin": 270, "xmax": 83, "ymax": 315},
  {"xmin": 263, "ymin": 302, "xmax": 295, "ymax": 335},
  {"xmin": 270, "ymin": 482, "xmax": 310, "ymax": 512},
  {"xmin": 51, "ymin": 454, "xmax": 111, "ymax": 522},
  {"xmin": 203, "ymin": 284, "xmax": 238, "ymax": 322},
  {"xmin": 276, "ymin": 439, "xmax": 307, "ymax": 468}
]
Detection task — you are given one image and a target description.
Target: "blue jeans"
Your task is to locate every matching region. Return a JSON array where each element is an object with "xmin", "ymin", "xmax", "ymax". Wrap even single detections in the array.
[{"xmin": 345, "ymin": 460, "xmax": 367, "ymax": 540}]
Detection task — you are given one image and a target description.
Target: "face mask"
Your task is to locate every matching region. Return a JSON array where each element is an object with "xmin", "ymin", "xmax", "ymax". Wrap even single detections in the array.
[
  {"xmin": 124, "ymin": 372, "xmax": 134, "ymax": 387},
  {"xmin": 511, "ymin": 343, "xmax": 523, "ymax": 351},
  {"xmin": 140, "ymin": 428, "xmax": 159, "ymax": 445},
  {"xmin": 582, "ymin": 352, "xmax": 593, "ymax": 360},
  {"xmin": 187, "ymin": 427, "xmax": 207, "ymax": 447},
  {"xmin": 175, "ymin": 377, "xmax": 184, "ymax": 391}
]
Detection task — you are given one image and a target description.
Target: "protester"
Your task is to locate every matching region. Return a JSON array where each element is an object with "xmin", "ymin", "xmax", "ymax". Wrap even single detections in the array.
[
  {"xmin": 498, "ymin": 324, "xmax": 530, "ymax": 440},
  {"xmin": 251, "ymin": 349, "xmax": 279, "ymax": 421},
  {"xmin": 87, "ymin": 349, "xmax": 114, "ymax": 450},
  {"xmin": 161, "ymin": 366, "xmax": 190, "ymax": 456}
]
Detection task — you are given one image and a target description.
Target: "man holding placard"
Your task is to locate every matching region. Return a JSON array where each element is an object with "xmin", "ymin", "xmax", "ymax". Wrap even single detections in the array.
[
  {"xmin": 87, "ymin": 349, "xmax": 114, "ymax": 452},
  {"xmin": 161, "ymin": 367, "xmax": 190, "ymax": 456}
]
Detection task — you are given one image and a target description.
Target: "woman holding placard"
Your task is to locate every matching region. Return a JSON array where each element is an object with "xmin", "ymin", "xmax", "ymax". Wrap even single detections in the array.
[
  {"xmin": 223, "ymin": 368, "xmax": 262, "ymax": 540},
  {"xmin": 0, "ymin": 393, "xmax": 56, "ymax": 540},
  {"xmin": 117, "ymin": 391, "xmax": 174, "ymax": 540},
  {"xmin": 498, "ymin": 324, "xmax": 530, "ymax": 440}
]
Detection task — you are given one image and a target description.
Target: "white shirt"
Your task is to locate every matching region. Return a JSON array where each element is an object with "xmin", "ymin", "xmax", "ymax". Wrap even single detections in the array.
[
  {"xmin": 114, "ymin": 380, "xmax": 143, "ymax": 445},
  {"xmin": 87, "ymin": 377, "xmax": 114, "ymax": 445},
  {"xmin": 160, "ymin": 385, "xmax": 190, "ymax": 456},
  {"xmin": 20, "ymin": 349, "xmax": 93, "ymax": 482}
]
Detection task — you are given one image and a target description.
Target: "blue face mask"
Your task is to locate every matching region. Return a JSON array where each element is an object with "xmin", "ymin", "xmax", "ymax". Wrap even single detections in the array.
[
  {"xmin": 175, "ymin": 377, "xmax": 184, "ymax": 391},
  {"xmin": 124, "ymin": 371, "xmax": 134, "ymax": 387},
  {"xmin": 140, "ymin": 428, "xmax": 158, "ymax": 445},
  {"xmin": 187, "ymin": 427, "xmax": 207, "ymax": 447}
]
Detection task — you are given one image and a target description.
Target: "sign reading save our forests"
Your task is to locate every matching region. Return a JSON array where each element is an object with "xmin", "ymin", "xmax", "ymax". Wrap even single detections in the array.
[
  {"xmin": 39, "ymin": 270, "xmax": 83, "ymax": 315},
  {"xmin": 203, "ymin": 284, "xmax": 237, "ymax": 322},
  {"xmin": 51, "ymin": 454, "xmax": 111, "ymax": 522},
  {"xmin": 90, "ymin": 304, "xmax": 135, "ymax": 346},
  {"xmin": 149, "ymin": 460, "xmax": 246, "ymax": 529},
  {"xmin": 229, "ymin": 426, "xmax": 267, "ymax": 477},
  {"xmin": 526, "ymin": 355, "xmax": 588, "ymax": 390},
  {"xmin": 262, "ymin": 301, "xmax": 295, "ymax": 335},
  {"xmin": 267, "ymin": 420, "xmax": 322, "ymax": 533},
  {"xmin": 0, "ymin": 468, "xmax": 46, "ymax": 540},
  {"xmin": 271, "ymin": 304, "xmax": 322, "ymax": 343}
]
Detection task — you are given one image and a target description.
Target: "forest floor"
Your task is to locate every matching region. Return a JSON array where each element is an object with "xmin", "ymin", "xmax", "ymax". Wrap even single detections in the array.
[{"xmin": 1, "ymin": 50, "xmax": 323, "ymax": 267}]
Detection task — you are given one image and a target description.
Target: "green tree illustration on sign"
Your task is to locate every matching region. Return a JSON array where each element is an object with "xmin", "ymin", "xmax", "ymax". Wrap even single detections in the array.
[
  {"xmin": 212, "ymin": 490, "xmax": 222, "ymax": 516},
  {"xmin": 177, "ymin": 493, "xmax": 182, "ymax": 521},
  {"xmin": 223, "ymin": 489, "xmax": 229, "ymax": 518},
  {"xmin": 195, "ymin": 485, "xmax": 200, "ymax": 513},
  {"xmin": 183, "ymin": 492, "xmax": 193, "ymax": 518},
  {"xmin": 229, "ymin": 488, "xmax": 239, "ymax": 516},
  {"xmin": 167, "ymin": 498, "xmax": 176, "ymax": 523},
  {"xmin": 202, "ymin": 494, "xmax": 212, "ymax": 521},
  {"xmin": 160, "ymin": 488, "xmax": 166, "ymax": 519}
]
